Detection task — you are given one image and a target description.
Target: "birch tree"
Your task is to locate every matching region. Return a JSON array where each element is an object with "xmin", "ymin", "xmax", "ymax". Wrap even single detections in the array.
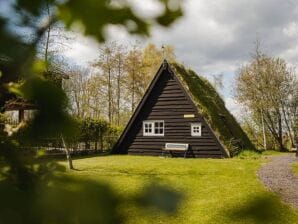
[
  {"xmin": 93, "ymin": 43, "xmax": 117, "ymax": 123},
  {"xmin": 114, "ymin": 45, "xmax": 126, "ymax": 125},
  {"xmin": 125, "ymin": 46, "xmax": 143, "ymax": 112},
  {"xmin": 235, "ymin": 53, "xmax": 297, "ymax": 151}
]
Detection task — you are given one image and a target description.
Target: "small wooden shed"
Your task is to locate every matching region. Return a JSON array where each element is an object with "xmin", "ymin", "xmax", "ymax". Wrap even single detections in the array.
[
  {"xmin": 112, "ymin": 60, "xmax": 255, "ymax": 158},
  {"xmin": 4, "ymin": 98, "xmax": 36, "ymax": 124}
]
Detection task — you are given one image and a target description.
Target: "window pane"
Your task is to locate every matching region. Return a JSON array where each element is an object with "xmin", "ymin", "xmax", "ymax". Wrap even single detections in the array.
[
  {"xmin": 144, "ymin": 121, "xmax": 164, "ymax": 136},
  {"xmin": 191, "ymin": 123, "xmax": 201, "ymax": 136},
  {"xmin": 155, "ymin": 122, "xmax": 163, "ymax": 128}
]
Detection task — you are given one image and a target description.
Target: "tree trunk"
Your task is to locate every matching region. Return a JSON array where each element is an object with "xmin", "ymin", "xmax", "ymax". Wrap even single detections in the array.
[
  {"xmin": 107, "ymin": 53, "xmax": 112, "ymax": 123},
  {"xmin": 61, "ymin": 135, "xmax": 74, "ymax": 170},
  {"xmin": 261, "ymin": 109, "xmax": 267, "ymax": 150},
  {"xmin": 132, "ymin": 69, "xmax": 135, "ymax": 112},
  {"xmin": 95, "ymin": 141, "xmax": 97, "ymax": 152},
  {"xmin": 108, "ymin": 68, "xmax": 112, "ymax": 123},
  {"xmin": 281, "ymin": 103, "xmax": 295, "ymax": 147},
  {"xmin": 117, "ymin": 56, "xmax": 121, "ymax": 126},
  {"xmin": 44, "ymin": 3, "xmax": 51, "ymax": 64},
  {"xmin": 100, "ymin": 134, "xmax": 104, "ymax": 151},
  {"xmin": 18, "ymin": 109, "xmax": 24, "ymax": 123},
  {"xmin": 277, "ymin": 115, "xmax": 287, "ymax": 152},
  {"xmin": 263, "ymin": 111, "xmax": 286, "ymax": 151}
]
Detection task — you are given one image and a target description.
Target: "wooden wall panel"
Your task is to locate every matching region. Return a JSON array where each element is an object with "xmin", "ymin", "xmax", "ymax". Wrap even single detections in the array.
[{"xmin": 116, "ymin": 69, "xmax": 226, "ymax": 158}]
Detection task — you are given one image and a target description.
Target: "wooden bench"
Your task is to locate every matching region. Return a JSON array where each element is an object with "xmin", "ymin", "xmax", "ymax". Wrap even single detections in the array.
[{"xmin": 161, "ymin": 143, "xmax": 190, "ymax": 158}]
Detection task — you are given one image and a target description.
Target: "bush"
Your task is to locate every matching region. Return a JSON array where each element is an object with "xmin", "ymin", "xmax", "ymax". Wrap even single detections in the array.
[
  {"xmin": 236, "ymin": 150, "xmax": 262, "ymax": 159},
  {"xmin": 104, "ymin": 125, "xmax": 123, "ymax": 150},
  {"xmin": 76, "ymin": 118, "xmax": 122, "ymax": 151}
]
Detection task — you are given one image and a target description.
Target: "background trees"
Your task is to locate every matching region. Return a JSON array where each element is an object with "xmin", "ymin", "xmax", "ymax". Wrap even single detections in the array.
[
  {"xmin": 235, "ymin": 48, "xmax": 297, "ymax": 151},
  {"xmin": 65, "ymin": 42, "xmax": 176, "ymax": 127}
]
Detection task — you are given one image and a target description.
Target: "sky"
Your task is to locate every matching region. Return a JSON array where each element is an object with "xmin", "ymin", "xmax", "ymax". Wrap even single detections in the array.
[
  {"xmin": 62, "ymin": 0, "xmax": 298, "ymax": 119},
  {"xmin": 2, "ymin": 0, "xmax": 298, "ymax": 119}
]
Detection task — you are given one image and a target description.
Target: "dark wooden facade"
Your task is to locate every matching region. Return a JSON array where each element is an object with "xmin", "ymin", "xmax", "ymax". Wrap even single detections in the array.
[{"xmin": 112, "ymin": 61, "xmax": 228, "ymax": 158}]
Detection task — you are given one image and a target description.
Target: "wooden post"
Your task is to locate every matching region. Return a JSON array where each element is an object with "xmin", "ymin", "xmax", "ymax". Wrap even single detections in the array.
[
  {"xmin": 100, "ymin": 132, "xmax": 104, "ymax": 152},
  {"xmin": 18, "ymin": 109, "xmax": 24, "ymax": 123},
  {"xmin": 295, "ymin": 136, "xmax": 298, "ymax": 157}
]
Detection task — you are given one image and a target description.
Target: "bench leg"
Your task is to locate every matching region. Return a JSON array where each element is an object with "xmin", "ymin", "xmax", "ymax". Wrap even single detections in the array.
[{"xmin": 192, "ymin": 150, "xmax": 195, "ymax": 158}]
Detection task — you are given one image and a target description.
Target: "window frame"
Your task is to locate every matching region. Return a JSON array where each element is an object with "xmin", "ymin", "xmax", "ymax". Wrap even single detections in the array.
[
  {"xmin": 191, "ymin": 123, "xmax": 202, "ymax": 137},
  {"xmin": 143, "ymin": 120, "xmax": 165, "ymax": 136}
]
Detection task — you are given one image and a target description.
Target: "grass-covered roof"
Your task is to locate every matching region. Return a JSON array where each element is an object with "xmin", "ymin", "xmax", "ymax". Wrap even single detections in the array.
[{"xmin": 171, "ymin": 63, "xmax": 256, "ymax": 156}]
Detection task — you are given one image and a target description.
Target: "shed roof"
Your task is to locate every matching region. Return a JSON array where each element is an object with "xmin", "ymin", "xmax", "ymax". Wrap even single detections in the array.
[
  {"xmin": 171, "ymin": 62, "xmax": 256, "ymax": 155},
  {"xmin": 4, "ymin": 98, "xmax": 36, "ymax": 111}
]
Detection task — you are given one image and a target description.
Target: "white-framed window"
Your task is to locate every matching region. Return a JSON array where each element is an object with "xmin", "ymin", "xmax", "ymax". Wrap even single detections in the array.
[
  {"xmin": 143, "ymin": 120, "xmax": 164, "ymax": 136},
  {"xmin": 191, "ymin": 123, "xmax": 202, "ymax": 137}
]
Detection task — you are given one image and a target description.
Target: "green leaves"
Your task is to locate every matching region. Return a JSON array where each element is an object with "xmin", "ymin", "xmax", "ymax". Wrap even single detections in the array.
[
  {"xmin": 157, "ymin": 4, "xmax": 183, "ymax": 26},
  {"xmin": 17, "ymin": 75, "xmax": 76, "ymax": 140},
  {"xmin": 57, "ymin": 0, "xmax": 183, "ymax": 42},
  {"xmin": 0, "ymin": 175, "xmax": 121, "ymax": 224},
  {"xmin": 57, "ymin": 0, "xmax": 147, "ymax": 42},
  {"xmin": 78, "ymin": 118, "xmax": 109, "ymax": 143},
  {"xmin": 0, "ymin": 1, "xmax": 185, "ymax": 223},
  {"xmin": 15, "ymin": 0, "xmax": 55, "ymax": 16}
]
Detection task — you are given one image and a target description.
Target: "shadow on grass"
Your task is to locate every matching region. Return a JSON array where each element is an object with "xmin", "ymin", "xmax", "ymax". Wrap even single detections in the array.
[
  {"xmin": 67, "ymin": 165, "xmax": 210, "ymax": 177},
  {"xmin": 225, "ymin": 193, "xmax": 296, "ymax": 224},
  {"xmin": 0, "ymin": 176, "xmax": 182, "ymax": 224}
]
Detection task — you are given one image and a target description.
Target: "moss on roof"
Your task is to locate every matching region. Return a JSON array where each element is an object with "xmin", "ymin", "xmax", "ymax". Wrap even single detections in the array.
[{"xmin": 171, "ymin": 63, "xmax": 256, "ymax": 156}]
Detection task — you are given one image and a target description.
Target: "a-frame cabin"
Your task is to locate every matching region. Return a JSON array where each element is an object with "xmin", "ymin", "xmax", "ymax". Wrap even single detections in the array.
[{"xmin": 112, "ymin": 60, "xmax": 232, "ymax": 158}]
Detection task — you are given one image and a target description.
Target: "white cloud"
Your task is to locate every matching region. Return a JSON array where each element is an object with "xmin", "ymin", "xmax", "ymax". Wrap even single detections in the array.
[
  {"xmin": 61, "ymin": 0, "xmax": 298, "ymax": 120},
  {"xmin": 283, "ymin": 22, "xmax": 298, "ymax": 37},
  {"xmin": 224, "ymin": 97, "xmax": 241, "ymax": 119},
  {"xmin": 64, "ymin": 0, "xmax": 298, "ymax": 71},
  {"xmin": 63, "ymin": 34, "xmax": 100, "ymax": 66}
]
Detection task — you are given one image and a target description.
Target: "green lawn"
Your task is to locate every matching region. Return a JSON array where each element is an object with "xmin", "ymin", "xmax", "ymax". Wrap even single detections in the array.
[
  {"xmin": 261, "ymin": 150, "xmax": 288, "ymax": 156},
  {"xmin": 293, "ymin": 163, "xmax": 298, "ymax": 175},
  {"xmin": 62, "ymin": 155, "xmax": 298, "ymax": 224}
]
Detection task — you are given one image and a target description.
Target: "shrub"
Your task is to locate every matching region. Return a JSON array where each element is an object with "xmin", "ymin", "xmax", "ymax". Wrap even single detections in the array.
[{"xmin": 237, "ymin": 150, "xmax": 262, "ymax": 159}]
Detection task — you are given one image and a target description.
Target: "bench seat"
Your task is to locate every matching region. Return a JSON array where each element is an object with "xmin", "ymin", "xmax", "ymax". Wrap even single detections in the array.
[{"xmin": 162, "ymin": 143, "xmax": 190, "ymax": 158}]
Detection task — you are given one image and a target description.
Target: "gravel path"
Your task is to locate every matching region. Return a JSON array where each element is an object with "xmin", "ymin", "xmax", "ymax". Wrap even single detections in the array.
[{"xmin": 258, "ymin": 154, "xmax": 298, "ymax": 210}]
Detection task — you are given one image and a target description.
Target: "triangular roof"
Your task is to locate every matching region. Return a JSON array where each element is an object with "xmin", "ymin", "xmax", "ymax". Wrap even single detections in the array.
[{"xmin": 113, "ymin": 60, "xmax": 255, "ymax": 156}]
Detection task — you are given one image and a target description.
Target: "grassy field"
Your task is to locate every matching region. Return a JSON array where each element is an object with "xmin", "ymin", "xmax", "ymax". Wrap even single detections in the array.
[
  {"xmin": 293, "ymin": 163, "xmax": 298, "ymax": 175},
  {"xmin": 62, "ymin": 155, "xmax": 298, "ymax": 224}
]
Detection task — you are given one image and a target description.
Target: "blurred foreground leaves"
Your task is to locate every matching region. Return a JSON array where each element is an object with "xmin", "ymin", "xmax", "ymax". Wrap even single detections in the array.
[
  {"xmin": 0, "ymin": 0, "xmax": 183, "ymax": 223},
  {"xmin": 0, "ymin": 173, "xmax": 182, "ymax": 223},
  {"xmin": 0, "ymin": 174, "xmax": 121, "ymax": 223}
]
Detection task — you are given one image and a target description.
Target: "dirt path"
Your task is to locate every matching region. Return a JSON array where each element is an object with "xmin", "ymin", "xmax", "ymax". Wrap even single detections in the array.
[{"xmin": 258, "ymin": 154, "xmax": 298, "ymax": 210}]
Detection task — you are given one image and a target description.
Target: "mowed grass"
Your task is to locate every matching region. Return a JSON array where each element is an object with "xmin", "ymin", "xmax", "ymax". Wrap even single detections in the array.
[
  {"xmin": 62, "ymin": 155, "xmax": 298, "ymax": 224},
  {"xmin": 293, "ymin": 163, "xmax": 298, "ymax": 175}
]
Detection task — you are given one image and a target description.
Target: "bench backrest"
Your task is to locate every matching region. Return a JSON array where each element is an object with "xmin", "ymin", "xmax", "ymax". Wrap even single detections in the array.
[{"xmin": 165, "ymin": 143, "xmax": 189, "ymax": 151}]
